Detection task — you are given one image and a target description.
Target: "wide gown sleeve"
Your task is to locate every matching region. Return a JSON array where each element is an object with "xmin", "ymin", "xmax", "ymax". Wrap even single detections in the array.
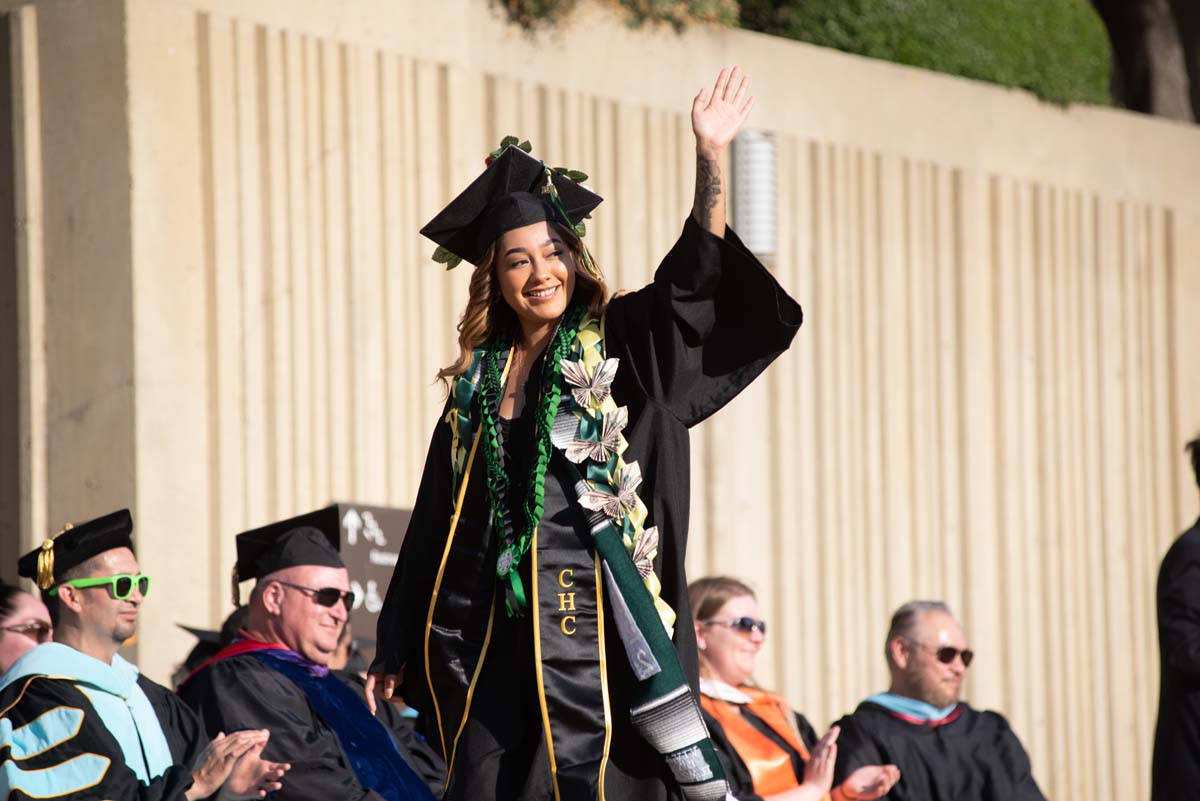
[
  {"xmin": 1159, "ymin": 535, "xmax": 1200, "ymax": 676},
  {"xmin": 372, "ymin": 410, "xmax": 455, "ymax": 681},
  {"xmin": 0, "ymin": 678, "xmax": 194, "ymax": 801},
  {"xmin": 603, "ymin": 215, "xmax": 802, "ymax": 427},
  {"xmin": 984, "ymin": 713, "xmax": 1046, "ymax": 801}
]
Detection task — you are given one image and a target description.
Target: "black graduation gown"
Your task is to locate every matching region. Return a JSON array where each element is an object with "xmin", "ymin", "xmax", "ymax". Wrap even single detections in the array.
[
  {"xmin": 373, "ymin": 216, "xmax": 803, "ymax": 801},
  {"xmin": 832, "ymin": 702, "xmax": 1046, "ymax": 801},
  {"xmin": 0, "ymin": 674, "xmax": 203, "ymax": 801},
  {"xmin": 179, "ymin": 653, "xmax": 439, "ymax": 801},
  {"xmin": 702, "ymin": 707, "xmax": 819, "ymax": 801},
  {"xmin": 1152, "ymin": 517, "xmax": 1200, "ymax": 801}
]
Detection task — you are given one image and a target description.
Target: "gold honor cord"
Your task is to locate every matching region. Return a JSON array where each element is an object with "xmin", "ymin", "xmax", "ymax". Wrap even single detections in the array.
[
  {"xmin": 445, "ymin": 594, "xmax": 496, "ymax": 788},
  {"xmin": 424, "ymin": 345, "xmax": 514, "ymax": 767},
  {"xmin": 594, "ymin": 553, "xmax": 613, "ymax": 801},
  {"xmin": 529, "ymin": 529, "xmax": 563, "ymax": 801}
]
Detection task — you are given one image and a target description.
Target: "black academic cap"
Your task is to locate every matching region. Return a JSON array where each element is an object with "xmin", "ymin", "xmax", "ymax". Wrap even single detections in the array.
[
  {"xmin": 177, "ymin": 624, "xmax": 220, "ymax": 645},
  {"xmin": 18, "ymin": 509, "xmax": 135, "ymax": 591},
  {"xmin": 420, "ymin": 144, "xmax": 603, "ymax": 266},
  {"xmin": 231, "ymin": 506, "xmax": 343, "ymax": 605}
]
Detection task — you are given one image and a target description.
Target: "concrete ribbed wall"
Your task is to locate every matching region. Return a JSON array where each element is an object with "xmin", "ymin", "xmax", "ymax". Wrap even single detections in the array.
[{"xmin": 3, "ymin": 1, "xmax": 1199, "ymax": 799}]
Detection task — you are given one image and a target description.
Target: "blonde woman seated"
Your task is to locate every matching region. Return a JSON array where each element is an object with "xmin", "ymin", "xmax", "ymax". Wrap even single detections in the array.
[{"xmin": 690, "ymin": 577, "xmax": 900, "ymax": 801}]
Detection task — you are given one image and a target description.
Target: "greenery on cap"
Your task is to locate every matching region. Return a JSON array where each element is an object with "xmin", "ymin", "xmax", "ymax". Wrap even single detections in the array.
[
  {"xmin": 432, "ymin": 136, "xmax": 594, "ymax": 269},
  {"xmin": 737, "ymin": 0, "xmax": 1111, "ymax": 106}
]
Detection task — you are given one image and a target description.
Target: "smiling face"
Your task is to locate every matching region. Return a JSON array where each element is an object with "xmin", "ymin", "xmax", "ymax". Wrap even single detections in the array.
[
  {"xmin": 695, "ymin": 593, "xmax": 764, "ymax": 688},
  {"xmin": 494, "ymin": 220, "xmax": 577, "ymax": 338},
  {"xmin": 264, "ymin": 565, "xmax": 350, "ymax": 665},
  {"xmin": 889, "ymin": 610, "xmax": 968, "ymax": 708}
]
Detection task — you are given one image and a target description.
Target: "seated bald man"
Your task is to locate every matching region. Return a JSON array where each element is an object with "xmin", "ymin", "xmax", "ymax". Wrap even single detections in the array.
[
  {"xmin": 178, "ymin": 508, "xmax": 436, "ymax": 801},
  {"xmin": 832, "ymin": 601, "xmax": 1046, "ymax": 801}
]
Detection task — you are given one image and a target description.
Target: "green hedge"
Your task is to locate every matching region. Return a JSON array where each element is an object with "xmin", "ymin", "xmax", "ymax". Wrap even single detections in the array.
[
  {"xmin": 739, "ymin": 0, "xmax": 1111, "ymax": 105},
  {"xmin": 496, "ymin": 0, "xmax": 736, "ymax": 30}
]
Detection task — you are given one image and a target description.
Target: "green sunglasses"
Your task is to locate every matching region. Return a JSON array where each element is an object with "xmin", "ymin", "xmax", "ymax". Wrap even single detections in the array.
[{"xmin": 49, "ymin": 573, "xmax": 151, "ymax": 600}]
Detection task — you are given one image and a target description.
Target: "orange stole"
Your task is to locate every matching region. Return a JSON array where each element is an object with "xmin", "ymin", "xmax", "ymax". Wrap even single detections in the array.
[{"xmin": 701, "ymin": 687, "xmax": 809, "ymax": 796}]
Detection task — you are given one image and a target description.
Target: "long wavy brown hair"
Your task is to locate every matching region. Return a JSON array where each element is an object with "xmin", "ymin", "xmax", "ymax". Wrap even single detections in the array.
[{"xmin": 437, "ymin": 220, "xmax": 609, "ymax": 389}]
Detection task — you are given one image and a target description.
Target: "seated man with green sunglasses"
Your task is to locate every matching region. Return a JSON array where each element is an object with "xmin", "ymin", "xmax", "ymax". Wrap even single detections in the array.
[{"xmin": 1, "ymin": 509, "xmax": 289, "ymax": 800}]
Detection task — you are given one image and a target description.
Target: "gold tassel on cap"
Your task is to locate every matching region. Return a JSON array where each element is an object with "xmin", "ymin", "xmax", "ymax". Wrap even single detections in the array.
[
  {"xmin": 35, "ymin": 522, "xmax": 73, "ymax": 590},
  {"xmin": 231, "ymin": 565, "xmax": 241, "ymax": 607}
]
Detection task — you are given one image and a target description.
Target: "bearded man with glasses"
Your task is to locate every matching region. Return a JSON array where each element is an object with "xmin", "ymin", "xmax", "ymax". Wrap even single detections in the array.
[
  {"xmin": 831, "ymin": 600, "xmax": 1046, "ymax": 801},
  {"xmin": 1, "ymin": 509, "xmax": 287, "ymax": 800},
  {"xmin": 178, "ymin": 509, "xmax": 436, "ymax": 801}
]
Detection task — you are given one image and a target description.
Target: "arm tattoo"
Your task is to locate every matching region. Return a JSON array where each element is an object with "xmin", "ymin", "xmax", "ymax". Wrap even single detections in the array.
[{"xmin": 694, "ymin": 153, "xmax": 721, "ymax": 228}]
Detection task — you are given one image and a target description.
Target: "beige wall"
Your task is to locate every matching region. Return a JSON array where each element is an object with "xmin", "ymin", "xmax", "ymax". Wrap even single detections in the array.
[{"xmin": 4, "ymin": 1, "xmax": 1200, "ymax": 798}]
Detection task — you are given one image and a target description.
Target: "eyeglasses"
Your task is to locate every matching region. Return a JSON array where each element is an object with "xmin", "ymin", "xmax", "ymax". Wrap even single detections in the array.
[
  {"xmin": 275, "ymin": 580, "xmax": 355, "ymax": 611},
  {"xmin": 50, "ymin": 573, "xmax": 151, "ymax": 600},
  {"xmin": 909, "ymin": 640, "xmax": 974, "ymax": 668},
  {"xmin": 702, "ymin": 617, "xmax": 767, "ymax": 637},
  {"xmin": 2, "ymin": 621, "xmax": 52, "ymax": 644}
]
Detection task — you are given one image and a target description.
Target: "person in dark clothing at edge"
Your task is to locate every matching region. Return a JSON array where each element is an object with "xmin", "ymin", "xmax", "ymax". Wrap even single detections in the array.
[
  {"xmin": 178, "ymin": 508, "xmax": 436, "ymax": 801},
  {"xmin": 1152, "ymin": 436, "xmax": 1200, "ymax": 801},
  {"xmin": 366, "ymin": 65, "xmax": 802, "ymax": 801},
  {"xmin": 832, "ymin": 601, "xmax": 1046, "ymax": 801},
  {"xmin": 0, "ymin": 509, "xmax": 287, "ymax": 800}
]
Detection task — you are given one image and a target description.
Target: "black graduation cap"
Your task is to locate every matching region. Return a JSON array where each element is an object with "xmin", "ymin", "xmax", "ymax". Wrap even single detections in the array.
[
  {"xmin": 18, "ymin": 509, "xmax": 135, "ymax": 591},
  {"xmin": 178, "ymin": 624, "xmax": 220, "ymax": 645},
  {"xmin": 178, "ymin": 606, "xmax": 249, "ymax": 648},
  {"xmin": 420, "ymin": 144, "xmax": 603, "ymax": 267},
  {"xmin": 231, "ymin": 505, "xmax": 343, "ymax": 606}
]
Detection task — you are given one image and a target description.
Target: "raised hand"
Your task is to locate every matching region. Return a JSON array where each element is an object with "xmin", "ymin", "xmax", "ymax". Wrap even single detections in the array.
[
  {"xmin": 842, "ymin": 763, "xmax": 901, "ymax": 800},
  {"xmin": 802, "ymin": 725, "xmax": 839, "ymax": 793},
  {"xmin": 691, "ymin": 65, "xmax": 755, "ymax": 156}
]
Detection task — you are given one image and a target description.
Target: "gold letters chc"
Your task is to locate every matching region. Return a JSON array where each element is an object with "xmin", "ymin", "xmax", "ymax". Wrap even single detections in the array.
[{"xmin": 558, "ymin": 569, "xmax": 576, "ymax": 636}]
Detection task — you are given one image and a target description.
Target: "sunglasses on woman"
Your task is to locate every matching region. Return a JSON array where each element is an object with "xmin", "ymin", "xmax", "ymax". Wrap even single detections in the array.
[
  {"xmin": 275, "ymin": 580, "xmax": 356, "ymax": 611},
  {"xmin": 2, "ymin": 621, "xmax": 52, "ymax": 644},
  {"xmin": 49, "ymin": 573, "xmax": 151, "ymax": 600},
  {"xmin": 702, "ymin": 617, "xmax": 767, "ymax": 636}
]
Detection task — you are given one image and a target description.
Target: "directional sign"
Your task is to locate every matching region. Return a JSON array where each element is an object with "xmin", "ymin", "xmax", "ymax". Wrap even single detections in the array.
[{"xmin": 333, "ymin": 502, "xmax": 410, "ymax": 667}]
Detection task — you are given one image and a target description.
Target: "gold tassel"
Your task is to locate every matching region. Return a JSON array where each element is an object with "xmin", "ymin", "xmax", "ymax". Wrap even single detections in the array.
[
  {"xmin": 36, "ymin": 522, "xmax": 74, "ymax": 590},
  {"xmin": 231, "ymin": 565, "xmax": 241, "ymax": 607}
]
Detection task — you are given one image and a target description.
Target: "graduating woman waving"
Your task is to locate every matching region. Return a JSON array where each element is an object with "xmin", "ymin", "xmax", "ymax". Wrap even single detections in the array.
[{"xmin": 369, "ymin": 67, "xmax": 802, "ymax": 801}]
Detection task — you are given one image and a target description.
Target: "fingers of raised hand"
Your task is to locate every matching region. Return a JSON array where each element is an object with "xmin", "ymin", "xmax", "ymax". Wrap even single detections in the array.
[
  {"xmin": 712, "ymin": 67, "xmax": 731, "ymax": 103},
  {"xmin": 730, "ymin": 73, "xmax": 748, "ymax": 107}
]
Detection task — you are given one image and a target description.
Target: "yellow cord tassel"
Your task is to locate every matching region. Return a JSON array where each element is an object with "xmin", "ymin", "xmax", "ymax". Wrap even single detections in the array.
[{"xmin": 36, "ymin": 522, "xmax": 74, "ymax": 590}]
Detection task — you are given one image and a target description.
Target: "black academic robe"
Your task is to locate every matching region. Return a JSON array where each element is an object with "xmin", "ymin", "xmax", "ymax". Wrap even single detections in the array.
[
  {"xmin": 373, "ymin": 216, "xmax": 802, "ymax": 801},
  {"xmin": 832, "ymin": 702, "xmax": 1046, "ymax": 801},
  {"xmin": 0, "ymin": 673, "xmax": 204, "ymax": 801},
  {"xmin": 1152, "ymin": 517, "xmax": 1200, "ymax": 801},
  {"xmin": 178, "ymin": 653, "xmax": 437, "ymax": 801}
]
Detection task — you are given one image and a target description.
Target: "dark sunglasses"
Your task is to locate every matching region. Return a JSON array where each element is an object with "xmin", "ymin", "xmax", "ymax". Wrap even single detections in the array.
[
  {"xmin": 51, "ymin": 573, "xmax": 151, "ymax": 600},
  {"xmin": 3, "ymin": 621, "xmax": 52, "ymax": 644},
  {"xmin": 702, "ymin": 616, "xmax": 767, "ymax": 637},
  {"xmin": 276, "ymin": 580, "xmax": 356, "ymax": 611},
  {"xmin": 911, "ymin": 640, "xmax": 974, "ymax": 668}
]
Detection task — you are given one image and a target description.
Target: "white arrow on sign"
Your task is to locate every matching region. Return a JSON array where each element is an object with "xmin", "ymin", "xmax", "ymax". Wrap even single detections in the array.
[{"xmin": 342, "ymin": 508, "xmax": 363, "ymax": 546}]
